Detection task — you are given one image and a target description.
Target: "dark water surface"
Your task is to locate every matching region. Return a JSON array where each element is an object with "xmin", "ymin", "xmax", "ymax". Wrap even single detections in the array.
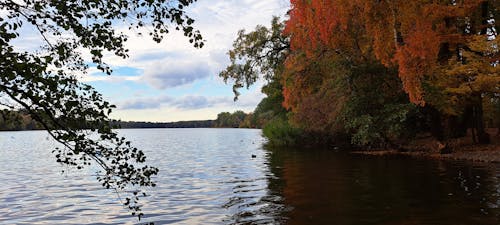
[{"xmin": 0, "ymin": 129, "xmax": 499, "ymax": 224}]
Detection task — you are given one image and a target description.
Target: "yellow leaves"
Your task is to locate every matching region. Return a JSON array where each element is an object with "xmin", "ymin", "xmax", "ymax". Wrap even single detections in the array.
[
  {"xmin": 446, "ymin": 85, "xmax": 472, "ymax": 96},
  {"xmin": 426, "ymin": 30, "xmax": 500, "ymax": 116},
  {"xmin": 422, "ymin": 0, "xmax": 483, "ymax": 20}
]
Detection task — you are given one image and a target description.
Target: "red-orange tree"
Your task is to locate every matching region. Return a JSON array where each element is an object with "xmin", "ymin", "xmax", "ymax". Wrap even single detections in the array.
[{"xmin": 284, "ymin": 0, "xmax": 500, "ymax": 143}]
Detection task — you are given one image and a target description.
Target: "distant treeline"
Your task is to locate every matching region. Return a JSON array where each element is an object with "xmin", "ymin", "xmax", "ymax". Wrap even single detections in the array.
[
  {"xmin": 0, "ymin": 109, "xmax": 257, "ymax": 131},
  {"xmin": 112, "ymin": 120, "xmax": 214, "ymax": 129},
  {"xmin": 115, "ymin": 110, "xmax": 260, "ymax": 129},
  {"xmin": 0, "ymin": 109, "xmax": 43, "ymax": 131}
]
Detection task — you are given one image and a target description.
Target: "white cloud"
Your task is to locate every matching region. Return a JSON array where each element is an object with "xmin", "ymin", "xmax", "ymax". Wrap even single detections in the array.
[
  {"xmin": 118, "ymin": 95, "xmax": 228, "ymax": 110},
  {"xmin": 80, "ymin": 75, "xmax": 141, "ymax": 83},
  {"xmin": 95, "ymin": 0, "xmax": 289, "ymax": 86},
  {"xmin": 140, "ymin": 60, "xmax": 211, "ymax": 89},
  {"xmin": 117, "ymin": 88, "xmax": 264, "ymax": 111},
  {"xmin": 120, "ymin": 96, "xmax": 173, "ymax": 110}
]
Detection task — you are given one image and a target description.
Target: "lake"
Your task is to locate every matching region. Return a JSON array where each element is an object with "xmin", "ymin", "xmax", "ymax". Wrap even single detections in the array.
[{"xmin": 0, "ymin": 129, "xmax": 499, "ymax": 224}]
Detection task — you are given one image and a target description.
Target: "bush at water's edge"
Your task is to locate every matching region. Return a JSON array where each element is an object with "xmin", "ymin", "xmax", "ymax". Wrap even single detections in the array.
[{"xmin": 262, "ymin": 118, "xmax": 302, "ymax": 147}]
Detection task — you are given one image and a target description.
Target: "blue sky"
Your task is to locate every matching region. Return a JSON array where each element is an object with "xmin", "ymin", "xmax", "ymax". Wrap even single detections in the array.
[{"xmin": 79, "ymin": 0, "xmax": 290, "ymax": 122}]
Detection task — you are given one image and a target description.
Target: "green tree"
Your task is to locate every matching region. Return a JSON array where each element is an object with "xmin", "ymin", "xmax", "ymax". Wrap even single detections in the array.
[
  {"xmin": 232, "ymin": 110, "xmax": 247, "ymax": 127},
  {"xmin": 214, "ymin": 111, "xmax": 249, "ymax": 128},
  {"xmin": 0, "ymin": 0, "xmax": 203, "ymax": 220},
  {"xmin": 219, "ymin": 16, "xmax": 289, "ymax": 100},
  {"xmin": 214, "ymin": 112, "xmax": 231, "ymax": 127},
  {"xmin": 219, "ymin": 17, "xmax": 291, "ymax": 140}
]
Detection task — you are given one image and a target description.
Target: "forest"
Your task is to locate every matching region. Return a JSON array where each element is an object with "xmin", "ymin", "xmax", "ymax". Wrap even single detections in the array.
[{"xmin": 220, "ymin": 0, "xmax": 500, "ymax": 148}]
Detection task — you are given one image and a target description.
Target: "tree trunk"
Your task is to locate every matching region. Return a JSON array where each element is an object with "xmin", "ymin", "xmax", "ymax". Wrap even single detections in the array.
[
  {"xmin": 459, "ymin": 106, "xmax": 472, "ymax": 137},
  {"xmin": 467, "ymin": 2, "xmax": 491, "ymax": 144},
  {"xmin": 445, "ymin": 115, "xmax": 467, "ymax": 138},
  {"xmin": 472, "ymin": 94, "xmax": 490, "ymax": 144},
  {"xmin": 425, "ymin": 106, "xmax": 444, "ymax": 141}
]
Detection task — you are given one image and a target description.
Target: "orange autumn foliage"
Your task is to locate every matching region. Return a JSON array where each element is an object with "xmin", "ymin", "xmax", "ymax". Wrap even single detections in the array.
[
  {"xmin": 284, "ymin": 0, "xmax": 486, "ymax": 106},
  {"xmin": 283, "ymin": 0, "xmax": 370, "ymax": 113},
  {"xmin": 393, "ymin": 19, "xmax": 441, "ymax": 105}
]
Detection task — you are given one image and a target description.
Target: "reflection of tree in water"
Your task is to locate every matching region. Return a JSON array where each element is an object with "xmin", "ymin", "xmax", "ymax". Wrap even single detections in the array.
[
  {"xmin": 221, "ymin": 145, "xmax": 290, "ymax": 224},
  {"xmin": 263, "ymin": 146, "xmax": 500, "ymax": 225},
  {"xmin": 451, "ymin": 163, "xmax": 500, "ymax": 219}
]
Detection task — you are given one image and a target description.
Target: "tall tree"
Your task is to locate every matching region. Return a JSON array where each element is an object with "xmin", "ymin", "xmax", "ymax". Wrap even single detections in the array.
[
  {"xmin": 219, "ymin": 16, "xmax": 290, "ymax": 100},
  {"xmin": 0, "ymin": 0, "xmax": 203, "ymax": 220},
  {"xmin": 283, "ymin": 0, "xmax": 377, "ymax": 136},
  {"xmin": 363, "ymin": 0, "xmax": 499, "ymax": 143},
  {"xmin": 285, "ymin": 0, "xmax": 499, "ymax": 143},
  {"xmin": 219, "ymin": 16, "xmax": 290, "ymax": 127}
]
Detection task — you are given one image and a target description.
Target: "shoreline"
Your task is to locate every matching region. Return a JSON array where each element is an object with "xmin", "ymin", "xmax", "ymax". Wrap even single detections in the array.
[
  {"xmin": 352, "ymin": 143, "xmax": 500, "ymax": 163},
  {"xmin": 353, "ymin": 129, "xmax": 500, "ymax": 163}
]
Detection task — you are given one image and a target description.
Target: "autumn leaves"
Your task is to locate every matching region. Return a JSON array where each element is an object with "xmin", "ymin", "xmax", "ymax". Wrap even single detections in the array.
[{"xmin": 281, "ymin": 0, "xmax": 498, "ymax": 144}]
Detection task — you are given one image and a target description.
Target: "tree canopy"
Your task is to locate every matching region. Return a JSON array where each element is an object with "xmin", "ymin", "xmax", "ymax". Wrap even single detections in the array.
[
  {"xmin": 282, "ymin": 0, "xmax": 499, "ymax": 144},
  {"xmin": 220, "ymin": 16, "xmax": 289, "ymax": 100},
  {"xmin": 219, "ymin": 16, "xmax": 290, "ymax": 130},
  {"xmin": 0, "ymin": 0, "xmax": 203, "ymax": 220},
  {"xmin": 221, "ymin": 0, "xmax": 499, "ymax": 148}
]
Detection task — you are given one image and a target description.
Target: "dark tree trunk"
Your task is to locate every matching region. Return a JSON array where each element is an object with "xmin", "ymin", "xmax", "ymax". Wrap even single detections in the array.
[
  {"xmin": 459, "ymin": 106, "xmax": 473, "ymax": 137},
  {"xmin": 473, "ymin": 95, "xmax": 490, "ymax": 144},
  {"xmin": 445, "ymin": 115, "xmax": 467, "ymax": 138},
  {"xmin": 424, "ymin": 106, "xmax": 444, "ymax": 141},
  {"xmin": 466, "ymin": 2, "xmax": 491, "ymax": 144}
]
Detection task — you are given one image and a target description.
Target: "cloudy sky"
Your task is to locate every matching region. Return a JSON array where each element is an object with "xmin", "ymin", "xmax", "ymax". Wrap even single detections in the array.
[{"xmin": 80, "ymin": 0, "xmax": 290, "ymax": 122}]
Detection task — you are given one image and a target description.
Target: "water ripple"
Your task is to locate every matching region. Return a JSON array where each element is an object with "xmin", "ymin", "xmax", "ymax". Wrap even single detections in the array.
[{"xmin": 2, "ymin": 129, "xmax": 499, "ymax": 225}]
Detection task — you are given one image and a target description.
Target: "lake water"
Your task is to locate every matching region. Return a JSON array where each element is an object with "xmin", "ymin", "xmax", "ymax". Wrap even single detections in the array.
[{"xmin": 0, "ymin": 129, "xmax": 499, "ymax": 224}]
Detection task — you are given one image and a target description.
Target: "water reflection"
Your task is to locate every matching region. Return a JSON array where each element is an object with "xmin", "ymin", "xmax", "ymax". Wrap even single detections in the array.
[
  {"xmin": 0, "ymin": 129, "xmax": 499, "ymax": 225},
  {"xmin": 265, "ymin": 146, "xmax": 500, "ymax": 225}
]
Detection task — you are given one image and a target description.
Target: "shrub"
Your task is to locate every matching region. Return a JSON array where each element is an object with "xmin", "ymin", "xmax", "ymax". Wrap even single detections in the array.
[{"xmin": 262, "ymin": 118, "xmax": 302, "ymax": 146}]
